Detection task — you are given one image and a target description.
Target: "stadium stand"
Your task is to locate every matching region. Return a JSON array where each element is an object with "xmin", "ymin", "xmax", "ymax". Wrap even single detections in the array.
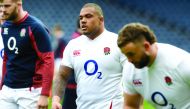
[{"xmin": 23, "ymin": 0, "xmax": 190, "ymax": 51}]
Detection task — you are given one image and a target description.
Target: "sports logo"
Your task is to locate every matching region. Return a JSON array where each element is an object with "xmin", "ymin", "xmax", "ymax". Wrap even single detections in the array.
[
  {"xmin": 20, "ymin": 28, "xmax": 26, "ymax": 37},
  {"xmin": 104, "ymin": 47, "xmax": 110, "ymax": 55},
  {"xmin": 73, "ymin": 50, "xmax": 81, "ymax": 56},
  {"xmin": 3, "ymin": 28, "xmax": 8, "ymax": 35},
  {"xmin": 133, "ymin": 79, "xmax": 142, "ymax": 86},
  {"xmin": 165, "ymin": 76, "xmax": 172, "ymax": 86}
]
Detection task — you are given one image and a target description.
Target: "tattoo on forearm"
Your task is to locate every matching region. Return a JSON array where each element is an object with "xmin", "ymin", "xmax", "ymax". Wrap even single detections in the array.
[{"xmin": 53, "ymin": 69, "xmax": 68, "ymax": 99}]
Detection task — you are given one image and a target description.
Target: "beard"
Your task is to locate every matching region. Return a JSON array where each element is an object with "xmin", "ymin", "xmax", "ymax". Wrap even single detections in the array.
[
  {"xmin": 82, "ymin": 26, "xmax": 99, "ymax": 37},
  {"xmin": 82, "ymin": 30, "xmax": 91, "ymax": 36},
  {"xmin": 4, "ymin": 7, "xmax": 18, "ymax": 21},
  {"xmin": 134, "ymin": 53, "xmax": 150, "ymax": 69}
]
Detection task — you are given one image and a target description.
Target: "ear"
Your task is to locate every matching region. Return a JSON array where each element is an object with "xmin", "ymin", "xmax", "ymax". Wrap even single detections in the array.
[
  {"xmin": 16, "ymin": 1, "xmax": 22, "ymax": 11},
  {"xmin": 144, "ymin": 41, "xmax": 151, "ymax": 51},
  {"xmin": 17, "ymin": 1, "xmax": 22, "ymax": 6},
  {"xmin": 99, "ymin": 16, "xmax": 104, "ymax": 22}
]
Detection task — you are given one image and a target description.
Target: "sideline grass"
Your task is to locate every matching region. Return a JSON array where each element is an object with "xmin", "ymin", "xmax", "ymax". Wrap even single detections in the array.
[{"xmin": 144, "ymin": 100, "xmax": 155, "ymax": 109}]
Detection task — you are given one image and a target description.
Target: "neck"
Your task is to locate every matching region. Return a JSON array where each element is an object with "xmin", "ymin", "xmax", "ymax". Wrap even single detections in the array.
[
  {"xmin": 88, "ymin": 27, "xmax": 104, "ymax": 40},
  {"xmin": 148, "ymin": 43, "xmax": 158, "ymax": 67},
  {"xmin": 13, "ymin": 7, "xmax": 27, "ymax": 23},
  {"xmin": 0, "ymin": 20, "xmax": 4, "ymax": 25}
]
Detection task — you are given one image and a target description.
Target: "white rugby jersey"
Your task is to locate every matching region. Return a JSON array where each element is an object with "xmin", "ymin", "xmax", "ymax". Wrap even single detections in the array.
[
  {"xmin": 123, "ymin": 43, "xmax": 190, "ymax": 109},
  {"xmin": 62, "ymin": 30, "xmax": 128, "ymax": 109}
]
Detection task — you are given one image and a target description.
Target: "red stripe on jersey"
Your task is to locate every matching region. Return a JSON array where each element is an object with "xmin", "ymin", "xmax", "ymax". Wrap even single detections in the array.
[
  {"xmin": 66, "ymin": 84, "xmax": 77, "ymax": 89},
  {"xmin": 15, "ymin": 12, "xmax": 29, "ymax": 25},
  {"xmin": 29, "ymin": 27, "xmax": 54, "ymax": 96},
  {"xmin": 109, "ymin": 101, "xmax": 113, "ymax": 109}
]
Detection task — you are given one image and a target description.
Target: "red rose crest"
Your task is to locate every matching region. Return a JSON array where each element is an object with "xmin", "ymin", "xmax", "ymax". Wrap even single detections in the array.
[
  {"xmin": 165, "ymin": 76, "xmax": 172, "ymax": 86},
  {"xmin": 104, "ymin": 47, "xmax": 110, "ymax": 55}
]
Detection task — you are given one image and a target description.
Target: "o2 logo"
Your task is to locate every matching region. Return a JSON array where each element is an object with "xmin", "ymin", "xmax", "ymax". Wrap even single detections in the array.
[
  {"xmin": 151, "ymin": 91, "xmax": 176, "ymax": 109},
  {"xmin": 84, "ymin": 60, "xmax": 102, "ymax": 79},
  {"xmin": 0, "ymin": 48, "xmax": 4, "ymax": 59},
  {"xmin": 7, "ymin": 37, "xmax": 19, "ymax": 54}
]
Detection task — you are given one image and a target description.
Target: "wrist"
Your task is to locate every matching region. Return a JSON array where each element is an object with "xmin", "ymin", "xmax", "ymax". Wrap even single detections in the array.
[
  {"xmin": 40, "ymin": 95, "xmax": 48, "ymax": 99},
  {"xmin": 52, "ymin": 96, "xmax": 61, "ymax": 103}
]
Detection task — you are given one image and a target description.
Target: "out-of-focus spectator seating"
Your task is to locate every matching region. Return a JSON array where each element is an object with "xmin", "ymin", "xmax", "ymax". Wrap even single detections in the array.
[{"xmin": 23, "ymin": 0, "xmax": 190, "ymax": 51}]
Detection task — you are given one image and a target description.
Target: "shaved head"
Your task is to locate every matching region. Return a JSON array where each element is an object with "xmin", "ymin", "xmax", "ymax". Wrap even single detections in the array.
[{"xmin": 82, "ymin": 3, "xmax": 103, "ymax": 17}]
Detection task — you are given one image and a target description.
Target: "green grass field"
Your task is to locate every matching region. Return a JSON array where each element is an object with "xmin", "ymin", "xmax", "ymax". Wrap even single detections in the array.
[
  {"xmin": 143, "ymin": 100, "xmax": 155, "ymax": 109},
  {"xmin": 48, "ymin": 98, "xmax": 52, "ymax": 109}
]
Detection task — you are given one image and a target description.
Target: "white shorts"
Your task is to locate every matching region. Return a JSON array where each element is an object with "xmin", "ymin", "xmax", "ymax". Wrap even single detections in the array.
[
  {"xmin": 95, "ymin": 99, "xmax": 124, "ymax": 109},
  {"xmin": 0, "ymin": 85, "xmax": 41, "ymax": 109},
  {"xmin": 77, "ymin": 98, "xmax": 123, "ymax": 109}
]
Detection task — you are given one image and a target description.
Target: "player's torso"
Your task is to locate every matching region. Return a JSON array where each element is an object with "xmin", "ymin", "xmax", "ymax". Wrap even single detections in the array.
[
  {"xmin": 70, "ymin": 31, "xmax": 124, "ymax": 108},
  {"xmin": 133, "ymin": 44, "xmax": 190, "ymax": 109},
  {"xmin": 134, "ymin": 68, "xmax": 190, "ymax": 109},
  {"xmin": 1, "ymin": 15, "xmax": 43, "ymax": 60},
  {"xmin": 0, "ymin": 15, "xmax": 42, "ymax": 88},
  {"xmin": 72, "ymin": 35, "xmax": 122, "ymax": 82},
  {"xmin": 2, "ymin": 24, "xmax": 32, "ymax": 57}
]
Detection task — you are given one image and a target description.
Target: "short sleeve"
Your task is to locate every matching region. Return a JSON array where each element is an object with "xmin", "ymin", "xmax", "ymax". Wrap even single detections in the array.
[{"xmin": 122, "ymin": 62, "xmax": 138, "ymax": 94}]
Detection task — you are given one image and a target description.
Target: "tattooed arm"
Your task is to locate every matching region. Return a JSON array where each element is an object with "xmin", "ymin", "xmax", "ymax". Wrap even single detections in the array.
[{"xmin": 52, "ymin": 65, "xmax": 73, "ymax": 109}]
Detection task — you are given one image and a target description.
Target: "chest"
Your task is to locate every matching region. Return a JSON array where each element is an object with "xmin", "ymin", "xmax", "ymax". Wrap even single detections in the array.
[
  {"xmin": 133, "ymin": 68, "xmax": 190, "ymax": 108},
  {"xmin": 2, "ymin": 26, "xmax": 31, "ymax": 54},
  {"xmin": 72, "ymin": 41, "xmax": 121, "ymax": 67},
  {"xmin": 70, "ymin": 40, "xmax": 123, "ymax": 80}
]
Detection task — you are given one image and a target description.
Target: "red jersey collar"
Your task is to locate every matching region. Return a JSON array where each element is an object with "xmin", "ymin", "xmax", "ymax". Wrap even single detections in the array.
[{"xmin": 14, "ymin": 12, "xmax": 29, "ymax": 25}]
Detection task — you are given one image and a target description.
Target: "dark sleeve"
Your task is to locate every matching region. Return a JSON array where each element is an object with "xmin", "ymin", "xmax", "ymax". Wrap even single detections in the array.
[{"xmin": 29, "ymin": 24, "xmax": 54, "ymax": 96}]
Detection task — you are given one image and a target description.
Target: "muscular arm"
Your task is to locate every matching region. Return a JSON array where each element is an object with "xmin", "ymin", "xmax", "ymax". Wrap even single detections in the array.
[
  {"xmin": 124, "ymin": 92, "xmax": 143, "ymax": 109},
  {"xmin": 53, "ymin": 65, "xmax": 73, "ymax": 101}
]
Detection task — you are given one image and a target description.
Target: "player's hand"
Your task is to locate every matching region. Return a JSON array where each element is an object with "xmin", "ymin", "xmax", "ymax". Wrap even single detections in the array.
[
  {"xmin": 37, "ymin": 95, "xmax": 49, "ymax": 109},
  {"xmin": 52, "ymin": 96, "xmax": 62, "ymax": 109},
  {"xmin": 52, "ymin": 101, "xmax": 62, "ymax": 109}
]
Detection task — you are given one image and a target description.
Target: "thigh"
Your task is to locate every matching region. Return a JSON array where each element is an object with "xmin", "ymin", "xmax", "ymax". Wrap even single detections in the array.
[
  {"xmin": 0, "ymin": 86, "xmax": 18, "ymax": 109},
  {"xmin": 0, "ymin": 99, "xmax": 18, "ymax": 109},
  {"xmin": 17, "ymin": 88, "xmax": 41, "ymax": 109}
]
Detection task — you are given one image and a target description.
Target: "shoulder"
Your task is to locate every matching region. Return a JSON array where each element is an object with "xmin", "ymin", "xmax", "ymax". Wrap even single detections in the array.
[
  {"xmin": 158, "ymin": 43, "xmax": 189, "ymax": 55},
  {"xmin": 63, "ymin": 35, "xmax": 85, "ymax": 50},
  {"xmin": 69, "ymin": 35, "xmax": 86, "ymax": 44},
  {"xmin": 158, "ymin": 43, "xmax": 189, "ymax": 62},
  {"xmin": 2, "ymin": 21, "xmax": 12, "ymax": 27},
  {"xmin": 104, "ymin": 30, "xmax": 118, "ymax": 39},
  {"xmin": 100, "ymin": 30, "xmax": 119, "ymax": 47},
  {"xmin": 27, "ymin": 15, "xmax": 48, "ymax": 31},
  {"xmin": 157, "ymin": 43, "xmax": 189, "ymax": 68}
]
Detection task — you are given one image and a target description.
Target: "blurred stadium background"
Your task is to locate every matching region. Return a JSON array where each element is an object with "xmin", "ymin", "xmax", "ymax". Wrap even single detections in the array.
[
  {"xmin": 23, "ymin": 0, "xmax": 190, "ymax": 108},
  {"xmin": 24, "ymin": 0, "xmax": 190, "ymax": 52}
]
